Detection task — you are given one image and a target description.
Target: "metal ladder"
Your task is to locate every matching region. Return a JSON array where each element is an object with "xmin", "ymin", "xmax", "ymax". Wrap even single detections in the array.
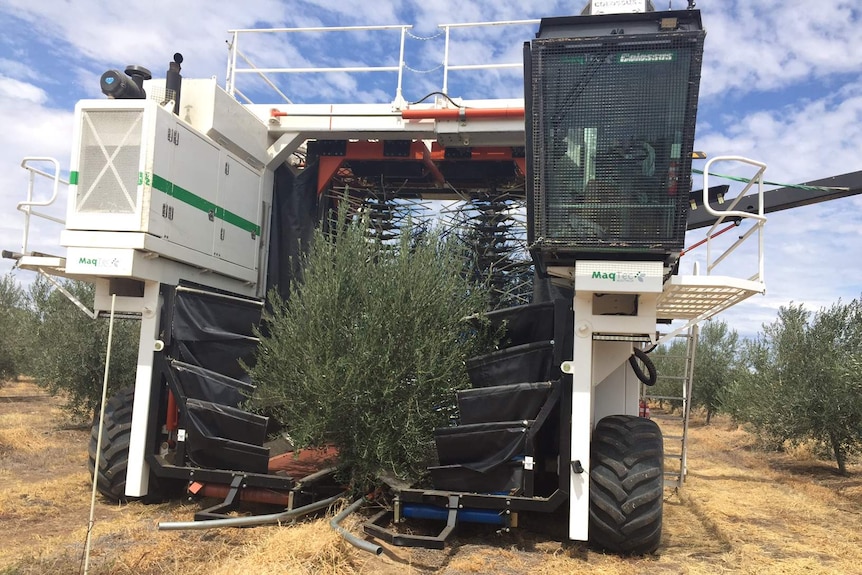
[{"xmin": 644, "ymin": 323, "xmax": 699, "ymax": 489}]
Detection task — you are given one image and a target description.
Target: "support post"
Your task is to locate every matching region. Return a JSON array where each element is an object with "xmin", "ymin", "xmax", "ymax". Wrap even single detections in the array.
[
  {"xmin": 125, "ymin": 280, "xmax": 161, "ymax": 497},
  {"xmin": 568, "ymin": 291, "xmax": 593, "ymax": 541}
]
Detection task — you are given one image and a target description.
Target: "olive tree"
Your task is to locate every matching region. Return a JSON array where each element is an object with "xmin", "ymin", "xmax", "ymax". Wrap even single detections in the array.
[
  {"xmin": 725, "ymin": 301, "xmax": 862, "ymax": 474},
  {"xmin": 0, "ymin": 274, "xmax": 29, "ymax": 382},
  {"xmin": 248, "ymin": 212, "xmax": 496, "ymax": 490},
  {"xmin": 27, "ymin": 277, "xmax": 139, "ymax": 419},
  {"xmin": 693, "ymin": 320, "xmax": 743, "ymax": 424}
]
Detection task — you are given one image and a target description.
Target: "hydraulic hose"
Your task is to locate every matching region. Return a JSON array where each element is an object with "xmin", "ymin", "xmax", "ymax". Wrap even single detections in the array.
[
  {"xmin": 629, "ymin": 347, "xmax": 657, "ymax": 386},
  {"xmin": 157, "ymin": 491, "xmax": 346, "ymax": 531},
  {"xmin": 330, "ymin": 497, "xmax": 383, "ymax": 556}
]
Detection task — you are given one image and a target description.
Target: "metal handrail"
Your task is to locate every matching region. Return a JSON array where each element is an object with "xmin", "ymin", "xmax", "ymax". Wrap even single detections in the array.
[
  {"xmin": 17, "ymin": 157, "xmax": 67, "ymax": 255},
  {"xmin": 701, "ymin": 156, "xmax": 767, "ymax": 282},
  {"xmin": 439, "ymin": 19, "xmax": 540, "ymax": 95},
  {"xmin": 225, "ymin": 25, "xmax": 412, "ymax": 106},
  {"xmin": 224, "ymin": 20, "xmax": 541, "ymax": 106}
]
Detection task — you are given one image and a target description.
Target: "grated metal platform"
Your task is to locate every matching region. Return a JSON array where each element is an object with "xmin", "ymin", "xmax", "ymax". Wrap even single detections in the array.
[{"xmin": 657, "ymin": 274, "xmax": 765, "ymax": 322}]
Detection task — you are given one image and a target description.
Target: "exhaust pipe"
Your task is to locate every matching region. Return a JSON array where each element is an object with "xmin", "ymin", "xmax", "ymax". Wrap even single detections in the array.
[{"xmin": 166, "ymin": 52, "xmax": 183, "ymax": 114}]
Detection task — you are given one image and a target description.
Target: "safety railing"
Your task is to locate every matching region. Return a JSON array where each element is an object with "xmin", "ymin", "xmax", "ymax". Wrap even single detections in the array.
[
  {"xmin": 439, "ymin": 19, "xmax": 539, "ymax": 96},
  {"xmin": 16, "ymin": 157, "xmax": 67, "ymax": 256},
  {"xmin": 224, "ymin": 20, "xmax": 538, "ymax": 106},
  {"xmin": 225, "ymin": 25, "xmax": 411, "ymax": 106},
  {"xmin": 700, "ymin": 156, "xmax": 767, "ymax": 282}
]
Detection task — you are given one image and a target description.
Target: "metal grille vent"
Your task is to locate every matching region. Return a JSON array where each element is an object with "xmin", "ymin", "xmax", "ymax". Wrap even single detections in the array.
[
  {"xmin": 528, "ymin": 31, "xmax": 705, "ymax": 260},
  {"xmin": 76, "ymin": 109, "xmax": 143, "ymax": 214}
]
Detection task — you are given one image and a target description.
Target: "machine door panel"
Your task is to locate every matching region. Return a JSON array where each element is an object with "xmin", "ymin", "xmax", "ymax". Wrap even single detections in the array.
[
  {"xmin": 159, "ymin": 122, "xmax": 219, "ymax": 255},
  {"xmin": 214, "ymin": 151, "xmax": 261, "ymax": 269},
  {"xmin": 144, "ymin": 107, "xmax": 177, "ymax": 239}
]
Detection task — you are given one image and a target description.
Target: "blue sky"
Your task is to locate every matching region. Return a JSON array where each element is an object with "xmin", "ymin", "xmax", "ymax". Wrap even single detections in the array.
[{"xmin": 0, "ymin": 0, "xmax": 860, "ymax": 337}]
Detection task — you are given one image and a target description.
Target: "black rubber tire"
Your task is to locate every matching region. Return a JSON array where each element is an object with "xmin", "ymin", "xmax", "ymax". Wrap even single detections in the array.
[
  {"xmin": 88, "ymin": 386, "xmax": 180, "ymax": 504},
  {"xmin": 589, "ymin": 414, "xmax": 664, "ymax": 554},
  {"xmin": 89, "ymin": 387, "xmax": 135, "ymax": 503}
]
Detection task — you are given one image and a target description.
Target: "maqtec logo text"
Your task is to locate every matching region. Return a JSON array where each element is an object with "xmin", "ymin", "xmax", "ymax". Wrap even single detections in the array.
[{"xmin": 591, "ymin": 271, "xmax": 646, "ymax": 283}]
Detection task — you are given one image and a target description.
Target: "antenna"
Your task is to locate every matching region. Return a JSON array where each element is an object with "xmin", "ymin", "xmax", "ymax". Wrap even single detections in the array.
[{"xmin": 688, "ymin": 0, "xmax": 696, "ymax": 8}]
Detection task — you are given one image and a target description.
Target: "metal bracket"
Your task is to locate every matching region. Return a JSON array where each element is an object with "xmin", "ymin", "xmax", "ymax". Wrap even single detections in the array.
[
  {"xmin": 363, "ymin": 494, "xmax": 459, "ymax": 549},
  {"xmin": 194, "ymin": 475, "xmax": 245, "ymax": 521}
]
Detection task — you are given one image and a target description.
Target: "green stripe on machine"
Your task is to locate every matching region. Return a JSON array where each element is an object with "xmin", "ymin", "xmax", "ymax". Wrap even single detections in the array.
[
  {"xmin": 69, "ymin": 171, "xmax": 79, "ymax": 185},
  {"xmin": 170, "ymin": 183, "xmax": 218, "ymax": 215},
  {"xmin": 144, "ymin": 172, "xmax": 261, "ymax": 236}
]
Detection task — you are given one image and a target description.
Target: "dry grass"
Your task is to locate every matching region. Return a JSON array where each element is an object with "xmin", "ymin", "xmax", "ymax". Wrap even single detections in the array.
[{"xmin": 1, "ymin": 382, "xmax": 860, "ymax": 575}]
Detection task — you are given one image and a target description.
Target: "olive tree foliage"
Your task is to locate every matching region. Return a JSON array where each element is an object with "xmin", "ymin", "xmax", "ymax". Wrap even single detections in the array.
[
  {"xmin": 247, "ymin": 212, "xmax": 496, "ymax": 491},
  {"xmin": 0, "ymin": 274, "xmax": 30, "ymax": 382},
  {"xmin": 693, "ymin": 320, "xmax": 743, "ymax": 424},
  {"xmin": 724, "ymin": 301, "xmax": 862, "ymax": 474},
  {"xmin": 648, "ymin": 320, "xmax": 743, "ymax": 423},
  {"xmin": 649, "ymin": 339, "xmax": 687, "ymax": 412},
  {"xmin": 26, "ymin": 277, "xmax": 140, "ymax": 420}
]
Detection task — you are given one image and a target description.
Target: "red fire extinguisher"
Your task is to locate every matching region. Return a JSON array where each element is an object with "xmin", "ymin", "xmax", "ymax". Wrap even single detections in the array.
[
  {"xmin": 667, "ymin": 160, "xmax": 679, "ymax": 196},
  {"xmin": 639, "ymin": 399, "xmax": 651, "ymax": 419}
]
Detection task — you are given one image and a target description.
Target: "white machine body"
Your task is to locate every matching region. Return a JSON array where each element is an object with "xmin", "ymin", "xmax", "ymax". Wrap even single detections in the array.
[{"xmin": 63, "ymin": 83, "xmax": 267, "ymax": 292}]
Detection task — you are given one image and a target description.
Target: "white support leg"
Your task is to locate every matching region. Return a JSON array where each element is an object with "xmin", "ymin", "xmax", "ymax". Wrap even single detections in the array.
[
  {"xmin": 125, "ymin": 281, "xmax": 161, "ymax": 498},
  {"xmin": 565, "ymin": 265, "xmax": 662, "ymax": 541},
  {"xmin": 568, "ymin": 292, "xmax": 594, "ymax": 541}
]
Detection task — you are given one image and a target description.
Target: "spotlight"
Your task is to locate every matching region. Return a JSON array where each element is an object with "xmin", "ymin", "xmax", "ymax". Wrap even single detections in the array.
[{"xmin": 100, "ymin": 65, "xmax": 152, "ymax": 99}]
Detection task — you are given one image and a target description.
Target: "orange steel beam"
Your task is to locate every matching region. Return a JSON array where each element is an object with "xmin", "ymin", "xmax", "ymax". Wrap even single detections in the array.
[
  {"xmin": 318, "ymin": 156, "xmax": 345, "ymax": 194},
  {"xmin": 316, "ymin": 140, "xmax": 526, "ymax": 194},
  {"xmin": 401, "ymin": 108, "xmax": 525, "ymax": 120},
  {"xmin": 188, "ymin": 481, "xmax": 291, "ymax": 507}
]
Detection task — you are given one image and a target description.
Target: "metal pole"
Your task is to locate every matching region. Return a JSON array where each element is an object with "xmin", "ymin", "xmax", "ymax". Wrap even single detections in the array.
[
  {"xmin": 395, "ymin": 26, "xmax": 407, "ymax": 105},
  {"xmin": 226, "ymin": 31, "xmax": 239, "ymax": 95},
  {"xmin": 330, "ymin": 497, "xmax": 383, "ymax": 555},
  {"xmin": 83, "ymin": 294, "xmax": 117, "ymax": 574},
  {"xmin": 442, "ymin": 25, "xmax": 451, "ymax": 95},
  {"xmin": 158, "ymin": 491, "xmax": 346, "ymax": 530}
]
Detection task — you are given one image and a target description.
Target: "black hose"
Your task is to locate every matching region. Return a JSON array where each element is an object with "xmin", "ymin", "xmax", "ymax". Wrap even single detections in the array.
[{"xmin": 629, "ymin": 347, "xmax": 657, "ymax": 386}]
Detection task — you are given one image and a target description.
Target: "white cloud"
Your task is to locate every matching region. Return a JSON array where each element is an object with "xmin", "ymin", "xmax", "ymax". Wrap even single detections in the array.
[
  {"xmin": 0, "ymin": 88, "xmax": 73, "ymax": 276},
  {"xmin": 0, "ymin": 0, "xmax": 293, "ymax": 83},
  {"xmin": 696, "ymin": 81, "xmax": 862, "ymax": 183},
  {"xmin": 0, "ymin": 75, "xmax": 47, "ymax": 104},
  {"xmin": 0, "ymin": 57, "xmax": 43, "ymax": 82},
  {"xmin": 700, "ymin": 0, "xmax": 862, "ymax": 98}
]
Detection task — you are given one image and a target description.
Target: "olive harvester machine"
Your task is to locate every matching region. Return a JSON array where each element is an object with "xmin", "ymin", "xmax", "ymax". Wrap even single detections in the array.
[{"xmin": 5, "ymin": 1, "xmax": 785, "ymax": 555}]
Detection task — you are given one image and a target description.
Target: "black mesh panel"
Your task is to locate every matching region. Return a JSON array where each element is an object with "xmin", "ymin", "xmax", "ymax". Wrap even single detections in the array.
[{"xmin": 529, "ymin": 31, "xmax": 705, "ymax": 260}]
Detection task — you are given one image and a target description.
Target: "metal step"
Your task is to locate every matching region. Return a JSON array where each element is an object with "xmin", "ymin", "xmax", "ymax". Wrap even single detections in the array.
[
  {"xmin": 649, "ymin": 324, "xmax": 698, "ymax": 492},
  {"xmin": 650, "ymin": 413, "xmax": 684, "ymax": 421}
]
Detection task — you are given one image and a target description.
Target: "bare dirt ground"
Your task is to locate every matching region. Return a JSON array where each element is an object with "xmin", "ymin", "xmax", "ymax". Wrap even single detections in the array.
[{"xmin": 1, "ymin": 379, "xmax": 860, "ymax": 575}]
